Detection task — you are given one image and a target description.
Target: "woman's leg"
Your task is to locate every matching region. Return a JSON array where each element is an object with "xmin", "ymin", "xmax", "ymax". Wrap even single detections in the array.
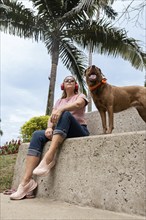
[
  {"xmin": 39, "ymin": 111, "xmax": 89, "ymax": 165},
  {"xmin": 22, "ymin": 130, "xmax": 49, "ymax": 183},
  {"xmin": 10, "ymin": 156, "xmax": 40, "ymax": 200},
  {"xmin": 32, "ymin": 134, "xmax": 64, "ymax": 176},
  {"xmin": 10, "ymin": 130, "xmax": 49, "ymax": 199},
  {"xmin": 43, "ymin": 134, "xmax": 64, "ymax": 164},
  {"xmin": 53, "ymin": 111, "xmax": 90, "ymax": 138},
  {"xmin": 33, "ymin": 112, "xmax": 89, "ymax": 176},
  {"xmin": 21, "ymin": 156, "xmax": 40, "ymax": 185}
]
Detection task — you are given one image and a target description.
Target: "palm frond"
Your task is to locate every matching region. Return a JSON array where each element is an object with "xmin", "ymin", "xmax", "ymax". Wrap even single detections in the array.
[
  {"xmin": 62, "ymin": 0, "xmax": 114, "ymax": 19},
  {"xmin": 71, "ymin": 19, "xmax": 146, "ymax": 70},
  {"xmin": 44, "ymin": 30, "xmax": 61, "ymax": 55},
  {"xmin": 0, "ymin": 0, "xmax": 45, "ymax": 40},
  {"xmin": 77, "ymin": 0, "xmax": 115, "ymax": 9},
  {"xmin": 31, "ymin": 0, "xmax": 78, "ymax": 18},
  {"xmin": 31, "ymin": 0, "xmax": 60, "ymax": 17},
  {"xmin": 59, "ymin": 39, "xmax": 88, "ymax": 94},
  {"xmin": 102, "ymin": 5, "xmax": 118, "ymax": 20}
]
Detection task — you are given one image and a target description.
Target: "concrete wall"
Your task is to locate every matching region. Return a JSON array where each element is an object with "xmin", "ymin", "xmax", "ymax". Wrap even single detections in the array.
[
  {"xmin": 12, "ymin": 108, "xmax": 146, "ymax": 216},
  {"xmin": 85, "ymin": 108, "xmax": 146, "ymax": 135}
]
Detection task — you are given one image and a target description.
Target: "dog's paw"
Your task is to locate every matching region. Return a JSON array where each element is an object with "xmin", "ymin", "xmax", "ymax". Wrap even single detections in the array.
[{"xmin": 106, "ymin": 129, "xmax": 112, "ymax": 134}]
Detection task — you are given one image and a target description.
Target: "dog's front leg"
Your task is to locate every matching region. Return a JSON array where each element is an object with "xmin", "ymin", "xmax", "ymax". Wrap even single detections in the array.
[
  {"xmin": 99, "ymin": 110, "xmax": 107, "ymax": 134},
  {"xmin": 107, "ymin": 106, "xmax": 114, "ymax": 134}
]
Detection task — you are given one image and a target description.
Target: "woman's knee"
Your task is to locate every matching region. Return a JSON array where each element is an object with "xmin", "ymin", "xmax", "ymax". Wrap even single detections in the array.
[
  {"xmin": 61, "ymin": 111, "xmax": 72, "ymax": 119},
  {"xmin": 30, "ymin": 130, "xmax": 47, "ymax": 144},
  {"xmin": 28, "ymin": 130, "xmax": 47, "ymax": 156},
  {"xmin": 32, "ymin": 130, "xmax": 42, "ymax": 137},
  {"xmin": 32, "ymin": 130, "xmax": 45, "ymax": 139}
]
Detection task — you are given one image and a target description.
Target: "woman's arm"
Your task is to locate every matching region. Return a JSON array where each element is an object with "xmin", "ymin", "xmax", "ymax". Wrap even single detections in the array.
[
  {"xmin": 50, "ymin": 97, "xmax": 86, "ymax": 124},
  {"xmin": 60, "ymin": 97, "xmax": 86, "ymax": 112},
  {"xmin": 45, "ymin": 110, "xmax": 56, "ymax": 139},
  {"xmin": 47, "ymin": 119, "xmax": 54, "ymax": 129}
]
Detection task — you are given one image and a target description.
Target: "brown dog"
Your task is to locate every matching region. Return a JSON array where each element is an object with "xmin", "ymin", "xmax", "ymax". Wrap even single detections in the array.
[{"xmin": 85, "ymin": 65, "xmax": 146, "ymax": 134}]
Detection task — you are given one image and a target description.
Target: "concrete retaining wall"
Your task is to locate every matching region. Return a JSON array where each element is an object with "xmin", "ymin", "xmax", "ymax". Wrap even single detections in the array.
[
  {"xmin": 85, "ymin": 108, "xmax": 146, "ymax": 135},
  {"xmin": 12, "ymin": 108, "xmax": 146, "ymax": 216}
]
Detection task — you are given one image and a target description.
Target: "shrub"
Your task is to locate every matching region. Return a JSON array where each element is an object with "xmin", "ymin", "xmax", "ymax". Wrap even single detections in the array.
[
  {"xmin": 20, "ymin": 115, "xmax": 49, "ymax": 142},
  {"xmin": 0, "ymin": 139, "xmax": 21, "ymax": 155}
]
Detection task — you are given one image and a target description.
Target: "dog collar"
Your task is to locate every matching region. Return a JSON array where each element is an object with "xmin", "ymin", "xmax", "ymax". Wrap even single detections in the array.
[{"xmin": 88, "ymin": 78, "xmax": 107, "ymax": 92}]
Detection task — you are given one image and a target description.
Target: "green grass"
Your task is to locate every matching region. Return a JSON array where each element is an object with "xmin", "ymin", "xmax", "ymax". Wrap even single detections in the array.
[{"xmin": 0, "ymin": 154, "xmax": 17, "ymax": 192}]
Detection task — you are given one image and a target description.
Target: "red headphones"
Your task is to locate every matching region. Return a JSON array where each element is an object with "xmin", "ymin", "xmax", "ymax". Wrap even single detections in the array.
[{"xmin": 61, "ymin": 82, "xmax": 79, "ymax": 91}]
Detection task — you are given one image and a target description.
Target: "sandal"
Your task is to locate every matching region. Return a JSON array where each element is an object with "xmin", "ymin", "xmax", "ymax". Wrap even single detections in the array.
[
  {"xmin": 10, "ymin": 179, "xmax": 37, "ymax": 200},
  {"xmin": 26, "ymin": 190, "xmax": 35, "ymax": 199},
  {"xmin": 3, "ymin": 189, "xmax": 16, "ymax": 195},
  {"xmin": 3, "ymin": 188, "xmax": 35, "ymax": 198},
  {"xmin": 33, "ymin": 159, "xmax": 55, "ymax": 176}
]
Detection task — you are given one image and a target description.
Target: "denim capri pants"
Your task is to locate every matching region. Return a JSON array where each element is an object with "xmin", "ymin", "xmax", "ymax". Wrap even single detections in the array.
[{"xmin": 27, "ymin": 111, "xmax": 90, "ymax": 157}]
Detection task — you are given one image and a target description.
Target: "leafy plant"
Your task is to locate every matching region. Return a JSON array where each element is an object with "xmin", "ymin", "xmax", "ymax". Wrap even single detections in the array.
[
  {"xmin": 20, "ymin": 115, "xmax": 49, "ymax": 142},
  {"xmin": 0, "ymin": 139, "xmax": 21, "ymax": 155}
]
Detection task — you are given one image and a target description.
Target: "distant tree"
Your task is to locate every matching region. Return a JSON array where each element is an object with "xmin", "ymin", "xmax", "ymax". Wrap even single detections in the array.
[{"xmin": 113, "ymin": 0, "xmax": 146, "ymax": 29}]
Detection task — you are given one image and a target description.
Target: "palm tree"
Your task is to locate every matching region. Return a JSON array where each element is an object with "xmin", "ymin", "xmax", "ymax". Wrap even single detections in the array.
[
  {"xmin": 0, "ymin": 0, "xmax": 146, "ymax": 115},
  {"xmin": 0, "ymin": 0, "xmax": 88, "ymax": 114}
]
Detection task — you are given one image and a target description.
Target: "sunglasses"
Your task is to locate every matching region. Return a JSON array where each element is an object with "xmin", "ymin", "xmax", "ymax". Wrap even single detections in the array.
[{"xmin": 64, "ymin": 79, "xmax": 75, "ymax": 83}]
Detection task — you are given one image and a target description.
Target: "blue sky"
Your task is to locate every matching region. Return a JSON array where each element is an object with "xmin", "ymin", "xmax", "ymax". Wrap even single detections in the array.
[{"xmin": 1, "ymin": 0, "xmax": 145, "ymax": 145}]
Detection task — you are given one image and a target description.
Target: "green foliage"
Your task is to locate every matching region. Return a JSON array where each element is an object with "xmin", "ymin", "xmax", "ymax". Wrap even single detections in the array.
[{"xmin": 21, "ymin": 115, "xmax": 49, "ymax": 142}]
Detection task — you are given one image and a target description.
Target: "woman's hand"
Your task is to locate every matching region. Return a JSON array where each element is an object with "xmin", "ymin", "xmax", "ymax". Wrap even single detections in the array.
[
  {"xmin": 45, "ymin": 127, "xmax": 53, "ymax": 140},
  {"xmin": 50, "ymin": 109, "xmax": 63, "ymax": 124}
]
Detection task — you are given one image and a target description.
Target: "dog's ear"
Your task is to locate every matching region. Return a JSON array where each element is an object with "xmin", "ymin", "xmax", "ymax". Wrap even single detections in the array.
[
  {"xmin": 98, "ymin": 68, "xmax": 104, "ymax": 76},
  {"xmin": 98, "ymin": 68, "xmax": 106, "ymax": 79}
]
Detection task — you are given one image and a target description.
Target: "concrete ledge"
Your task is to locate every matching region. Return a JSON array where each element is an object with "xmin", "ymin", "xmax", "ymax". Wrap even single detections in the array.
[
  {"xmin": 85, "ymin": 108, "xmax": 146, "ymax": 135},
  {"xmin": 12, "ymin": 131, "xmax": 146, "ymax": 217}
]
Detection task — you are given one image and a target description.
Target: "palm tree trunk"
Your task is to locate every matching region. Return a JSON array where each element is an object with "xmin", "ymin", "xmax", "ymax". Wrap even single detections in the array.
[
  {"xmin": 45, "ymin": 63, "xmax": 57, "ymax": 115},
  {"xmin": 45, "ymin": 42, "xmax": 59, "ymax": 115},
  {"xmin": 87, "ymin": 44, "xmax": 92, "ymax": 112}
]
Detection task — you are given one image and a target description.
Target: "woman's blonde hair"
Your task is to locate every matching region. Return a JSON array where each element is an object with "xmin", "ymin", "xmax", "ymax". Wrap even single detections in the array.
[{"xmin": 61, "ymin": 76, "xmax": 79, "ymax": 99}]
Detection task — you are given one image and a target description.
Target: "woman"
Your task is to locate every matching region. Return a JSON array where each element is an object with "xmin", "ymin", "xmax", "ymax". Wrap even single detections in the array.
[{"xmin": 10, "ymin": 75, "xmax": 90, "ymax": 200}]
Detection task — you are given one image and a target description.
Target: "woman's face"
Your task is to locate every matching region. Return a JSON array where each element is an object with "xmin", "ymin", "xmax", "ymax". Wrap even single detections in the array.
[{"xmin": 63, "ymin": 77, "xmax": 76, "ymax": 91}]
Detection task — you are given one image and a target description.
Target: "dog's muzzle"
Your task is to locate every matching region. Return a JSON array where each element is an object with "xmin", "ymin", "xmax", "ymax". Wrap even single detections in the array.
[{"xmin": 88, "ymin": 73, "xmax": 97, "ymax": 81}]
